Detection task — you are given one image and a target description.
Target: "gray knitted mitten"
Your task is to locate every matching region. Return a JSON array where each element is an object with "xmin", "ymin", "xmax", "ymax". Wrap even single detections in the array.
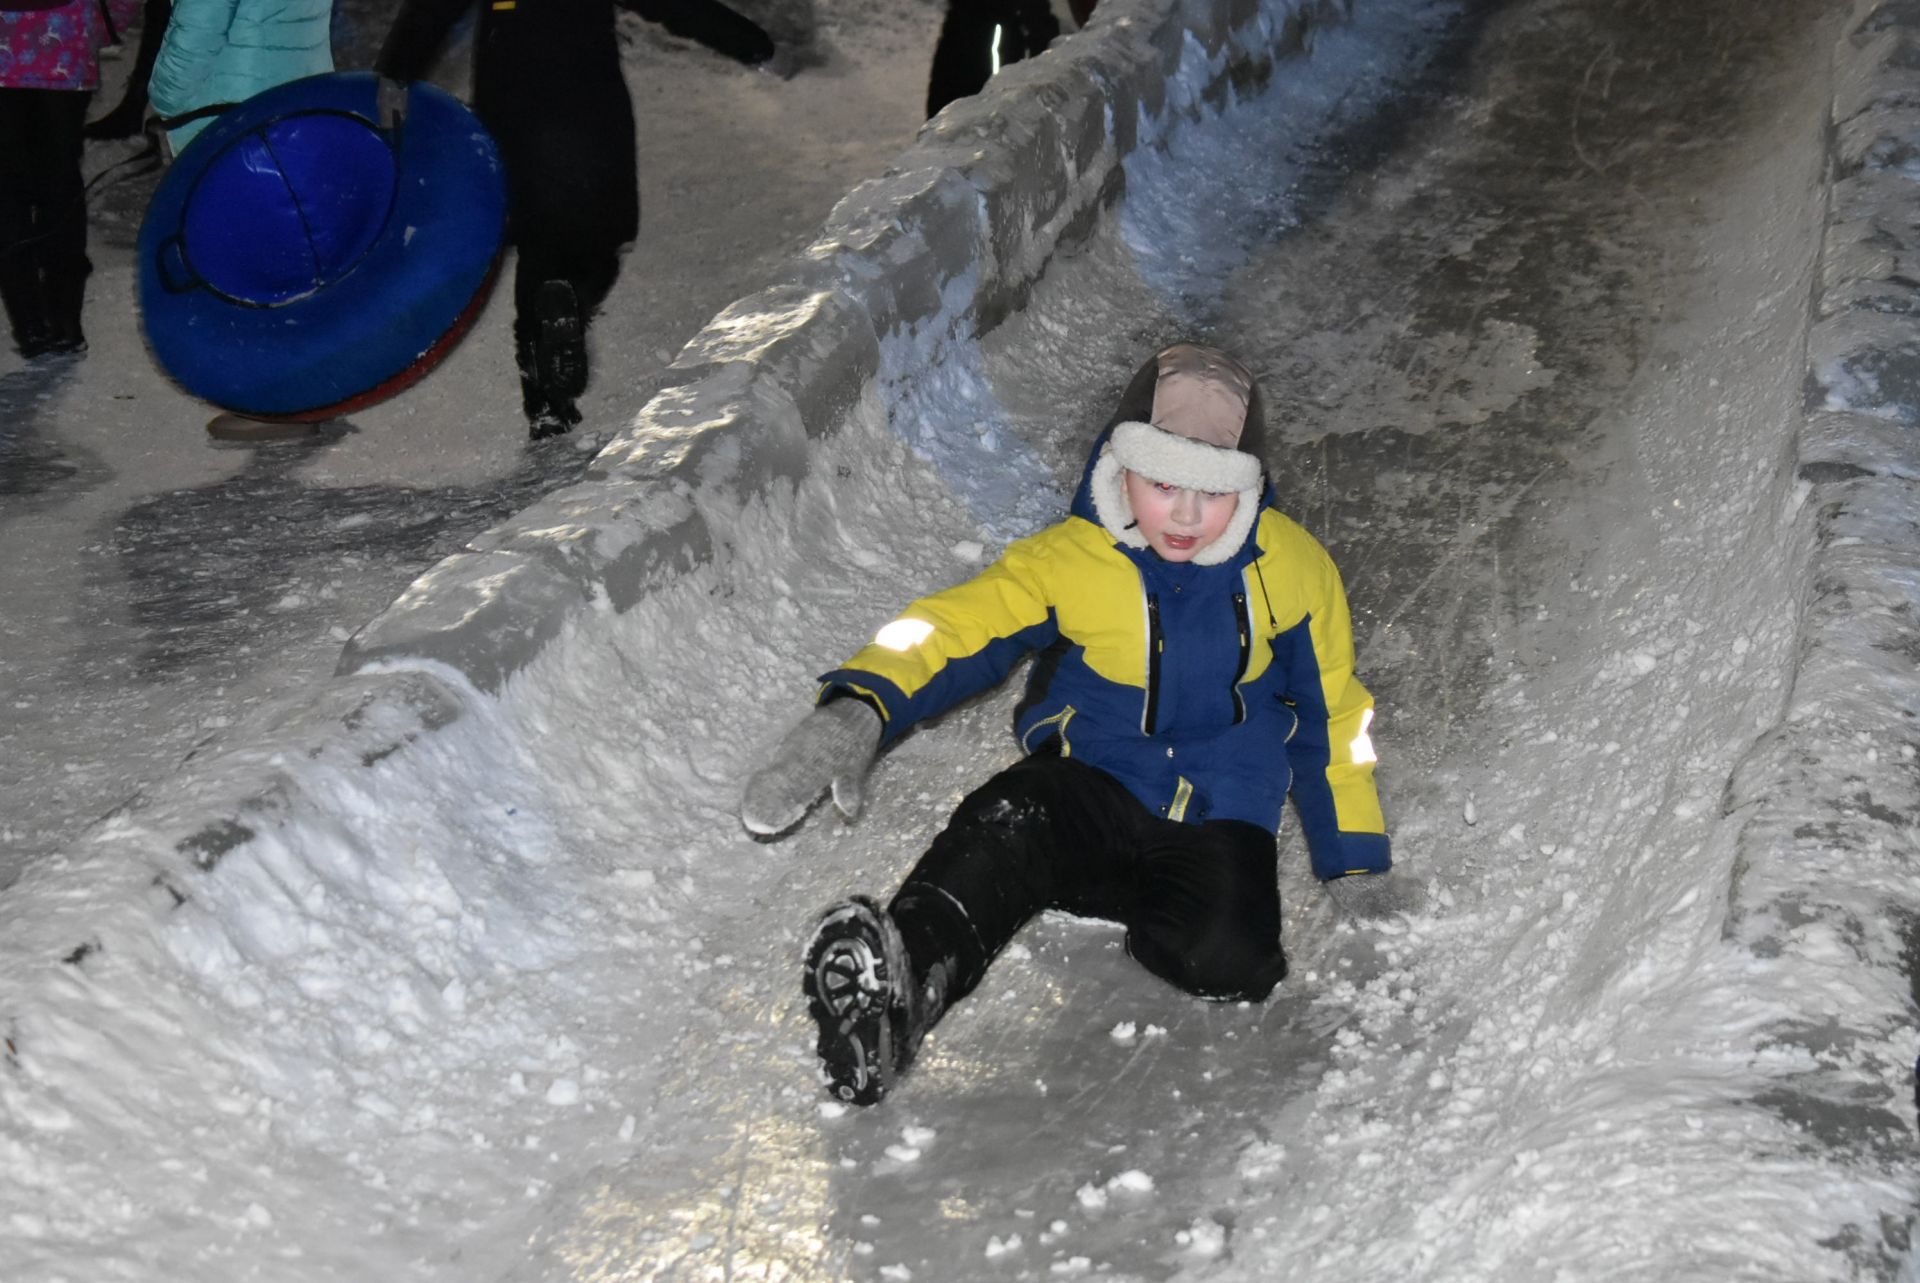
[
  {"xmin": 741, "ymin": 700, "xmax": 884, "ymax": 835},
  {"xmin": 1323, "ymin": 870, "xmax": 1427, "ymax": 923}
]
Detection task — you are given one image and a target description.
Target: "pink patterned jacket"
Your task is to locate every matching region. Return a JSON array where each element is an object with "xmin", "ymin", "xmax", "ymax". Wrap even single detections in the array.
[{"xmin": 1, "ymin": 0, "xmax": 144, "ymax": 92}]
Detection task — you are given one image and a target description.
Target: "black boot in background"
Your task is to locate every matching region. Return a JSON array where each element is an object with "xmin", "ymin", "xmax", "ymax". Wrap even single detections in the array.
[
  {"xmin": 518, "ymin": 329, "xmax": 580, "ymax": 441},
  {"xmin": 0, "ymin": 249, "xmax": 53, "ymax": 358},
  {"xmin": 40, "ymin": 255, "xmax": 90, "ymax": 355},
  {"xmin": 534, "ymin": 278, "xmax": 587, "ymax": 402},
  {"xmin": 517, "ymin": 334, "xmax": 547, "ymax": 420},
  {"xmin": 525, "ymin": 279, "xmax": 585, "ymax": 439}
]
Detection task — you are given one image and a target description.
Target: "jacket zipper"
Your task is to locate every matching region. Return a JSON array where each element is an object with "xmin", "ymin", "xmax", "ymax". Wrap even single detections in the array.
[
  {"xmin": 1142, "ymin": 592, "xmax": 1163, "ymax": 736},
  {"xmin": 1022, "ymin": 705, "xmax": 1077, "ymax": 755},
  {"xmin": 1231, "ymin": 590, "xmax": 1250, "ymax": 724}
]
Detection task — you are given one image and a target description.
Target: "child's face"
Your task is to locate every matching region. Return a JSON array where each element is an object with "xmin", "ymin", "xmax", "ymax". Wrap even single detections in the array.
[{"xmin": 1123, "ymin": 470, "xmax": 1239, "ymax": 563}]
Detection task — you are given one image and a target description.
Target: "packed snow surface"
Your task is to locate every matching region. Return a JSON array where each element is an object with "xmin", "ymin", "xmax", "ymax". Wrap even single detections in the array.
[{"xmin": 3, "ymin": 0, "xmax": 1916, "ymax": 1280}]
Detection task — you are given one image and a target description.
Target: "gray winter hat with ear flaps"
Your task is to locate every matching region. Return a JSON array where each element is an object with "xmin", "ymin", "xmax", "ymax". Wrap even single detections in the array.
[{"xmin": 1088, "ymin": 342, "xmax": 1268, "ymax": 566}]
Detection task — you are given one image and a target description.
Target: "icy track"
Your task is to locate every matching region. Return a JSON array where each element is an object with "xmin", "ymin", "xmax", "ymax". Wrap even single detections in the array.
[{"xmin": 4, "ymin": 0, "xmax": 1918, "ymax": 1279}]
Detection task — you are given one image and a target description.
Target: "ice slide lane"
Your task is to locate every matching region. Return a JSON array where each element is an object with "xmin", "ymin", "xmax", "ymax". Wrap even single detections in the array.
[
  {"xmin": 2, "ymin": 3, "xmax": 1444, "ymax": 1280},
  {"xmin": 509, "ymin": 0, "xmax": 1906, "ymax": 1281}
]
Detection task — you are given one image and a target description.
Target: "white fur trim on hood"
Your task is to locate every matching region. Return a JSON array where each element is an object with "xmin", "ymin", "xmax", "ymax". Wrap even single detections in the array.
[
  {"xmin": 1109, "ymin": 420, "xmax": 1262, "ymax": 494},
  {"xmin": 1089, "ymin": 424, "xmax": 1263, "ymax": 566}
]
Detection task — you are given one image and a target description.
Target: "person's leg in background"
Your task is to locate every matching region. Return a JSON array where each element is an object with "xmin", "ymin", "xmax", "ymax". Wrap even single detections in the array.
[
  {"xmin": 0, "ymin": 87, "xmax": 51, "ymax": 357},
  {"xmin": 502, "ymin": 110, "xmax": 634, "ymax": 440},
  {"xmin": 510, "ymin": 234, "xmax": 622, "ymax": 440},
  {"xmin": 0, "ymin": 88, "xmax": 92, "ymax": 359},
  {"xmin": 924, "ymin": 2, "xmax": 997, "ymax": 119},
  {"xmin": 924, "ymin": 0, "xmax": 1060, "ymax": 120},
  {"xmin": 35, "ymin": 89, "xmax": 95, "ymax": 355}
]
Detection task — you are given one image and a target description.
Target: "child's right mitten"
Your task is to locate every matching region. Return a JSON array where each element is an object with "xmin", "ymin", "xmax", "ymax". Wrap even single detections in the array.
[
  {"xmin": 740, "ymin": 698, "xmax": 883, "ymax": 836},
  {"xmin": 1323, "ymin": 869, "xmax": 1428, "ymax": 923}
]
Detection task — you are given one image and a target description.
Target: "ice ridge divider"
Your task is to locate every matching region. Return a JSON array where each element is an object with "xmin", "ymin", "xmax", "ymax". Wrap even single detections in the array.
[{"xmin": 1719, "ymin": 0, "xmax": 1920, "ymax": 1166}]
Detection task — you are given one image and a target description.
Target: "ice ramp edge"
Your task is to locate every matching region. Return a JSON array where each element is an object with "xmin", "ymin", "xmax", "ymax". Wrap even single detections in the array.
[
  {"xmin": 5, "ymin": 0, "xmax": 1354, "ymax": 962},
  {"xmin": 1718, "ymin": 0, "xmax": 1920, "ymax": 1195}
]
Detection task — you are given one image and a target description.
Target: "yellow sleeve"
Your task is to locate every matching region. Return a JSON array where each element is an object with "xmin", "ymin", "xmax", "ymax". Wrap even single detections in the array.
[{"xmin": 819, "ymin": 530, "xmax": 1063, "ymax": 737}]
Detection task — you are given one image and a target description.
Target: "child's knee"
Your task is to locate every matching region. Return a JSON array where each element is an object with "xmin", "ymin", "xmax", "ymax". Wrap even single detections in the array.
[
  {"xmin": 1128, "ymin": 928, "xmax": 1287, "ymax": 1003},
  {"xmin": 1195, "ymin": 946, "xmax": 1289, "ymax": 1003},
  {"xmin": 949, "ymin": 788, "xmax": 1050, "ymax": 836},
  {"xmin": 944, "ymin": 755, "xmax": 1082, "ymax": 840}
]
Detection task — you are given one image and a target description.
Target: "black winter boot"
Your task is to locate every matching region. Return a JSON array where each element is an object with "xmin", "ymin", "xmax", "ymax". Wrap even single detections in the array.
[
  {"xmin": 518, "ymin": 334, "xmax": 578, "ymax": 440},
  {"xmin": 528, "ymin": 399, "xmax": 580, "ymax": 440},
  {"xmin": 40, "ymin": 258, "xmax": 89, "ymax": 356},
  {"xmin": 534, "ymin": 278, "xmax": 587, "ymax": 401},
  {"xmin": 803, "ymin": 896, "xmax": 943, "ymax": 1105},
  {"xmin": 0, "ymin": 254, "xmax": 52, "ymax": 358}
]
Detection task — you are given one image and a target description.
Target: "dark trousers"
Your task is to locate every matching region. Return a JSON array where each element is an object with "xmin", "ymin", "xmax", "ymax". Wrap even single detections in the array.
[
  {"xmin": 924, "ymin": 0, "xmax": 1061, "ymax": 119},
  {"xmin": 488, "ymin": 107, "xmax": 635, "ymax": 421},
  {"xmin": 889, "ymin": 753, "xmax": 1289, "ymax": 1016},
  {"xmin": 0, "ymin": 88, "xmax": 93, "ymax": 351}
]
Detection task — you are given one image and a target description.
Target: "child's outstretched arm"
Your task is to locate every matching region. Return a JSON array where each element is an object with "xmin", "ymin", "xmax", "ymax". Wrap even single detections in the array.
[
  {"xmin": 816, "ymin": 535, "xmax": 1061, "ymax": 746},
  {"xmin": 740, "ymin": 535, "xmax": 1059, "ymax": 836}
]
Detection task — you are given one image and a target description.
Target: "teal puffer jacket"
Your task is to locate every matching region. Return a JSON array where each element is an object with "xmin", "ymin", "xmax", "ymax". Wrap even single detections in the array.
[{"xmin": 149, "ymin": 0, "xmax": 333, "ymax": 148}]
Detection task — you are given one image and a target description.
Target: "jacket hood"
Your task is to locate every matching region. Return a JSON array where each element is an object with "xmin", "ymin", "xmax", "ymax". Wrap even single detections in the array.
[{"xmin": 1068, "ymin": 343, "xmax": 1273, "ymax": 566}]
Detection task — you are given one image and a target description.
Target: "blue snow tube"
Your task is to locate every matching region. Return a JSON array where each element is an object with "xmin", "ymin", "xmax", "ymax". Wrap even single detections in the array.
[{"xmin": 138, "ymin": 71, "xmax": 508, "ymax": 421}]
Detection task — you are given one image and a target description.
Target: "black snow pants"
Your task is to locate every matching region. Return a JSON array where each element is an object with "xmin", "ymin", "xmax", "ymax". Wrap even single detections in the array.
[
  {"xmin": 888, "ymin": 751, "xmax": 1289, "ymax": 1020},
  {"xmin": 379, "ymin": 0, "xmax": 637, "ymax": 421},
  {"xmin": 0, "ymin": 88, "xmax": 92, "ymax": 355},
  {"xmin": 924, "ymin": 0, "xmax": 1061, "ymax": 119}
]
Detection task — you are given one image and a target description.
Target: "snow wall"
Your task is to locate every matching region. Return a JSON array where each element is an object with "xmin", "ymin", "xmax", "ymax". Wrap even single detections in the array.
[
  {"xmin": 0, "ymin": 0, "xmax": 1359, "ymax": 1016},
  {"xmin": 1718, "ymin": 0, "xmax": 1920, "ymax": 1178}
]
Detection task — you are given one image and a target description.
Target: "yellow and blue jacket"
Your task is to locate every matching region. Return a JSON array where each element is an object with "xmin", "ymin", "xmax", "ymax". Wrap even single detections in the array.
[{"xmin": 820, "ymin": 438, "xmax": 1390, "ymax": 881}]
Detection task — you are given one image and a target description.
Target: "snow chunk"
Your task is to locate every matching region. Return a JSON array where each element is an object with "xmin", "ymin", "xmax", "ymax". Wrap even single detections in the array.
[
  {"xmin": 1176, "ymin": 1216, "xmax": 1227, "ymax": 1257},
  {"xmin": 985, "ymin": 1233, "xmax": 1023, "ymax": 1258},
  {"xmin": 1077, "ymin": 1169, "xmax": 1155, "ymax": 1209}
]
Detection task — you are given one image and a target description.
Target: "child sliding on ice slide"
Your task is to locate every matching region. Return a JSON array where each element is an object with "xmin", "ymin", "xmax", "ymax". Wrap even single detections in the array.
[{"xmin": 742, "ymin": 342, "xmax": 1399, "ymax": 1105}]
